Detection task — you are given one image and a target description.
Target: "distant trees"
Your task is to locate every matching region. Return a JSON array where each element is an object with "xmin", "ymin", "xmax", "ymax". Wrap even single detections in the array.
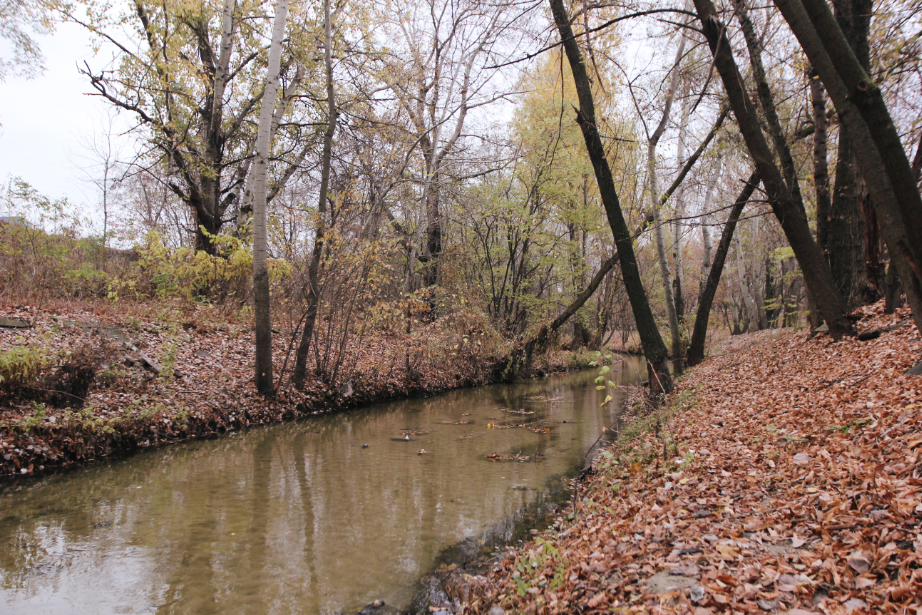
[{"xmin": 25, "ymin": 0, "xmax": 922, "ymax": 395}]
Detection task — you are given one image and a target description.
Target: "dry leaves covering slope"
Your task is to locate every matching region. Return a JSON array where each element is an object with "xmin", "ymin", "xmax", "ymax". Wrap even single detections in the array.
[
  {"xmin": 470, "ymin": 302, "xmax": 922, "ymax": 615},
  {"xmin": 0, "ymin": 299, "xmax": 588, "ymax": 477}
]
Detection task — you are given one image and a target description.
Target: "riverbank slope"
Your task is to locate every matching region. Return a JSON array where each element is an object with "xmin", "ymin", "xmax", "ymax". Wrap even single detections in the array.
[
  {"xmin": 0, "ymin": 299, "xmax": 594, "ymax": 478},
  {"xmin": 465, "ymin": 301, "xmax": 922, "ymax": 615}
]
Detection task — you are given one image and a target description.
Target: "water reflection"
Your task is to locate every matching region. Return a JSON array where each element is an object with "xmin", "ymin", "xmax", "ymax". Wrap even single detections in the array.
[{"xmin": 0, "ymin": 357, "xmax": 643, "ymax": 614}]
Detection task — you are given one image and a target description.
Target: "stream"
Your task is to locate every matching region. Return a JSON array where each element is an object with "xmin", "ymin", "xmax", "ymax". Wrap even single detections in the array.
[{"xmin": 0, "ymin": 357, "xmax": 643, "ymax": 614}]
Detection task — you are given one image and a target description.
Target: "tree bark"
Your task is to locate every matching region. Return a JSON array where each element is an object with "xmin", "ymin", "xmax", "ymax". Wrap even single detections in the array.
[
  {"xmin": 688, "ymin": 172, "xmax": 761, "ymax": 366},
  {"xmin": 251, "ymin": 0, "xmax": 288, "ymax": 396},
  {"xmin": 698, "ymin": 163, "xmax": 721, "ymax": 305},
  {"xmin": 771, "ymin": 0, "xmax": 922, "ymax": 336},
  {"xmin": 550, "ymin": 0, "xmax": 673, "ymax": 395},
  {"xmin": 734, "ymin": 232, "xmax": 760, "ymax": 330},
  {"xmin": 693, "ymin": 0, "xmax": 851, "ymax": 337},
  {"xmin": 647, "ymin": 34, "xmax": 686, "ymax": 372},
  {"xmin": 292, "ymin": 0, "xmax": 336, "ymax": 390},
  {"xmin": 809, "ymin": 68, "xmax": 832, "ymax": 256}
]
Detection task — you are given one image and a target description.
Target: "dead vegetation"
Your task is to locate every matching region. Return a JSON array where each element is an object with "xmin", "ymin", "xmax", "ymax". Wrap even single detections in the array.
[{"xmin": 466, "ymin": 301, "xmax": 922, "ymax": 615}]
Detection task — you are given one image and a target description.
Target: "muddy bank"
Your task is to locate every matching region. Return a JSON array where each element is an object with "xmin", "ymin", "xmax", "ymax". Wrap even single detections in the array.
[{"xmin": 0, "ymin": 300, "xmax": 596, "ymax": 479}]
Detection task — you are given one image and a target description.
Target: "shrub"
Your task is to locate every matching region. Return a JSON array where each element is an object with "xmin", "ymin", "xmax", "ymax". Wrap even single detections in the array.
[{"xmin": 0, "ymin": 344, "xmax": 55, "ymax": 395}]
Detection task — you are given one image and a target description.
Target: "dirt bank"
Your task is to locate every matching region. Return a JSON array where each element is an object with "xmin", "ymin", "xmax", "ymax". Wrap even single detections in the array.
[
  {"xmin": 0, "ymin": 299, "xmax": 595, "ymax": 479},
  {"xmin": 462, "ymin": 302, "xmax": 922, "ymax": 615}
]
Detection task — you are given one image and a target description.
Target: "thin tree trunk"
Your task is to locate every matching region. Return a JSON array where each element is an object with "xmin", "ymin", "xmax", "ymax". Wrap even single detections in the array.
[
  {"xmin": 698, "ymin": 163, "xmax": 721, "ymax": 304},
  {"xmin": 252, "ymin": 0, "xmax": 288, "ymax": 395},
  {"xmin": 693, "ymin": 0, "xmax": 851, "ymax": 336},
  {"xmin": 688, "ymin": 172, "xmax": 760, "ymax": 367},
  {"xmin": 734, "ymin": 232, "xmax": 760, "ymax": 329},
  {"xmin": 550, "ymin": 0, "xmax": 673, "ymax": 395},
  {"xmin": 810, "ymin": 67, "xmax": 832, "ymax": 256},
  {"xmin": 292, "ymin": 0, "xmax": 336, "ymax": 390},
  {"xmin": 647, "ymin": 35, "xmax": 686, "ymax": 372},
  {"xmin": 507, "ymin": 254, "xmax": 618, "ymax": 375}
]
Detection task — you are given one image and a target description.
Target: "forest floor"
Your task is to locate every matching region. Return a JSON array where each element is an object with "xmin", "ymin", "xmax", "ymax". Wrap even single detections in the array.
[
  {"xmin": 462, "ymin": 301, "xmax": 922, "ymax": 615},
  {"xmin": 0, "ymin": 299, "xmax": 594, "ymax": 479}
]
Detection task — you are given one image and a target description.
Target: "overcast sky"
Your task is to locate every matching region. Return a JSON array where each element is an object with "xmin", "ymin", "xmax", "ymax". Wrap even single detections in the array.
[{"xmin": 0, "ymin": 21, "xmax": 134, "ymax": 210}]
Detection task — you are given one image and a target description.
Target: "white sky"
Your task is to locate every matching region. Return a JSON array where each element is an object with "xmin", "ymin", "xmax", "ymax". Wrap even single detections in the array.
[{"xmin": 0, "ymin": 21, "xmax": 132, "ymax": 207}]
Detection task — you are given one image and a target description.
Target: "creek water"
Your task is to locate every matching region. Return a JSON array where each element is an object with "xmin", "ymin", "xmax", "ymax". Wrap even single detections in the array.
[{"xmin": 0, "ymin": 357, "xmax": 643, "ymax": 614}]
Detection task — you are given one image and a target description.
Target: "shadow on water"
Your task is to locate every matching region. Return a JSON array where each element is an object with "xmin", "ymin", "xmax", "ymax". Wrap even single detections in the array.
[{"xmin": 0, "ymin": 356, "xmax": 644, "ymax": 615}]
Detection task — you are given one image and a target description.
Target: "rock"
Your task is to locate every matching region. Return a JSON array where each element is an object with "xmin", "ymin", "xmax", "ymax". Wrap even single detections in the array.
[
  {"xmin": 845, "ymin": 598, "xmax": 868, "ymax": 611},
  {"xmin": 362, "ymin": 443, "xmax": 369, "ymax": 448},
  {"xmin": 689, "ymin": 584, "xmax": 705, "ymax": 604},
  {"xmin": 647, "ymin": 571, "xmax": 697, "ymax": 594},
  {"xmin": 357, "ymin": 599, "xmax": 384, "ymax": 614},
  {"xmin": 193, "ymin": 350, "xmax": 210, "ymax": 358},
  {"xmin": 905, "ymin": 360, "xmax": 922, "ymax": 376},
  {"xmin": 489, "ymin": 606, "xmax": 505, "ymax": 615},
  {"xmin": 669, "ymin": 564, "xmax": 699, "ymax": 576},
  {"xmin": 0, "ymin": 317, "xmax": 31, "ymax": 328}
]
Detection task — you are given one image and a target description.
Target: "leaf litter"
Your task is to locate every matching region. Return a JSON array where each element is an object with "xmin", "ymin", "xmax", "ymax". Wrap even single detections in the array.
[{"xmin": 466, "ymin": 301, "xmax": 922, "ymax": 615}]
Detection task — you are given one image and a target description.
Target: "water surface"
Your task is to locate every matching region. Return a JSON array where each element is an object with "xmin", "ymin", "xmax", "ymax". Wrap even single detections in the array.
[{"xmin": 0, "ymin": 357, "xmax": 642, "ymax": 614}]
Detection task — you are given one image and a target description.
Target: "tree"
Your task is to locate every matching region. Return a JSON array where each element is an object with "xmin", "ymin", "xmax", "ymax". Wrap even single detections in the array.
[
  {"xmin": 375, "ymin": 0, "xmax": 514, "ymax": 287},
  {"xmin": 771, "ymin": 0, "xmax": 922, "ymax": 335},
  {"xmin": 73, "ymin": 0, "xmax": 309, "ymax": 254},
  {"xmin": 549, "ymin": 0, "xmax": 673, "ymax": 395},
  {"xmin": 688, "ymin": 171, "xmax": 760, "ymax": 366},
  {"xmin": 643, "ymin": 30, "xmax": 686, "ymax": 373},
  {"xmin": 692, "ymin": 0, "xmax": 851, "ymax": 336},
  {"xmin": 292, "ymin": 0, "xmax": 337, "ymax": 390},
  {"xmin": 252, "ymin": 0, "xmax": 290, "ymax": 396},
  {"xmin": 0, "ymin": 0, "xmax": 53, "ymax": 82}
]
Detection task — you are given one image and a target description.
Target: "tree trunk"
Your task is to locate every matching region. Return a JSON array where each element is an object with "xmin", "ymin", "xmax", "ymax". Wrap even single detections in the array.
[
  {"xmin": 506, "ymin": 253, "xmax": 618, "ymax": 375},
  {"xmin": 647, "ymin": 35, "xmax": 686, "ymax": 373},
  {"xmin": 810, "ymin": 68, "xmax": 832, "ymax": 256},
  {"xmin": 734, "ymin": 232, "xmax": 760, "ymax": 329},
  {"xmin": 688, "ymin": 172, "xmax": 760, "ymax": 367},
  {"xmin": 251, "ymin": 0, "xmax": 288, "ymax": 396},
  {"xmin": 693, "ymin": 0, "xmax": 851, "ymax": 336},
  {"xmin": 292, "ymin": 0, "xmax": 336, "ymax": 390},
  {"xmin": 550, "ymin": 0, "xmax": 673, "ymax": 395},
  {"xmin": 771, "ymin": 0, "xmax": 922, "ymax": 336},
  {"xmin": 698, "ymin": 164, "xmax": 721, "ymax": 305}
]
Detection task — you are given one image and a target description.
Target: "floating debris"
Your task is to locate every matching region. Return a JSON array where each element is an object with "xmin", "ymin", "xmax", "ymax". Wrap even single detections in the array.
[
  {"xmin": 503, "ymin": 409, "xmax": 535, "ymax": 415},
  {"xmin": 486, "ymin": 452, "xmax": 533, "ymax": 462}
]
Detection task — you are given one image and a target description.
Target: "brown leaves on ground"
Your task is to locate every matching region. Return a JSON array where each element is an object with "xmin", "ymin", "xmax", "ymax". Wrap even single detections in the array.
[
  {"xmin": 0, "ymin": 298, "xmax": 586, "ymax": 478},
  {"xmin": 470, "ymin": 301, "xmax": 922, "ymax": 615}
]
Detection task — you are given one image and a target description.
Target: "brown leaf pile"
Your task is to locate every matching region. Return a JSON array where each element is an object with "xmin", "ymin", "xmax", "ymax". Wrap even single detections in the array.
[{"xmin": 469, "ymin": 302, "xmax": 922, "ymax": 615}]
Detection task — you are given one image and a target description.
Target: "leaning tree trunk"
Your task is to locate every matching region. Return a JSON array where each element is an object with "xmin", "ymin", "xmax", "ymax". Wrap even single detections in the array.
[
  {"xmin": 251, "ymin": 0, "xmax": 289, "ymax": 395},
  {"xmin": 292, "ymin": 0, "xmax": 336, "ymax": 390},
  {"xmin": 771, "ymin": 0, "xmax": 922, "ymax": 336},
  {"xmin": 693, "ymin": 0, "xmax": 851, "ymax": 337},
  {"xmin": 505, "ymin": 254, "xmax": 618, "ymax": 377},
  {"xmin": 687, "ymin": 172, "xmax": 761, "ymax": 367},
  {"xmin": 550, "ymin": 0, "xmax": 673, "ymax": 395}
]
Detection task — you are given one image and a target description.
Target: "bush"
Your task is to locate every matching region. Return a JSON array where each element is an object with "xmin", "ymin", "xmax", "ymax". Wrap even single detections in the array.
[{"xmin": 0, "ymin": 344, "xmax": 55, "ymax": 395}]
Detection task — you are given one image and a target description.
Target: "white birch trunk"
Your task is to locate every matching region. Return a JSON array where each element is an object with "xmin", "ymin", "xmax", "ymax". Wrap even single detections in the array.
[{"xmin": 252, "ymin": 0, "xmax": 289, "ymax": 394}]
